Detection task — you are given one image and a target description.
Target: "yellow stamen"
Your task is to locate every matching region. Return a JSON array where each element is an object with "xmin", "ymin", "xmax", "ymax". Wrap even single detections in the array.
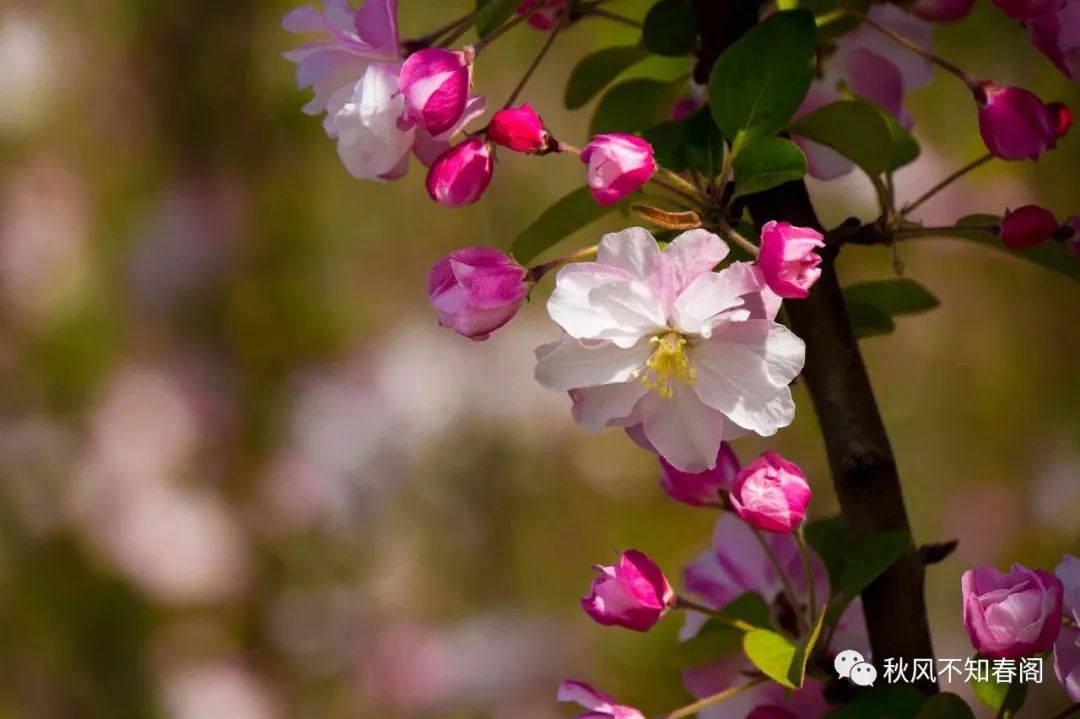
[{"xmin": 636, "ymin": 331, "xmax": 696, "ymax": 399}]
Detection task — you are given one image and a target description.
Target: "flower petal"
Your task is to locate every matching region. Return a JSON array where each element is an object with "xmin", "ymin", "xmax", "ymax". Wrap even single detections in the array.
[
  {"xmin": 639, "ymin": 384, "xmax": 728, "ymax": 473},
  {"xmin": 534, "ymin": 337, "xmax": 651, "ymax": 392},
  {"xmin": 671, "ymin": 262, "xmax": 766, "ymax": 337},
  {"xmin": 664, "ymin": 229, "xmax": 730, "ymax": 296},
  {"xmin": 597, "ymin": 227, "xmax": 675, "ymax": 308},
  {"xmin": 571, "ymin": 382, "xmax": 649, "ymax": 432}
]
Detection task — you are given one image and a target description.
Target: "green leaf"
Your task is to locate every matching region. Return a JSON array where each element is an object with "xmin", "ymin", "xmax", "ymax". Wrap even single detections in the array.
[
  {"xmin": 839, "ymin": 531, "xmax": 910, "ymax": 601},
  {"xmin": 881, "ymin": 110, "xmax": 921, "ymax": 170},
  {"xmin": 591, "ymin": 79, "xmax": 684, "ymax": 136},
  {"xmin": 916, "ymin": 693, "xmax": 976, "ymax": 719},
  {"xmin": 743, "ymin": 630, "xmax": 799, "ymax": 689},
  {"xmin": 847, "ymin": 302, "xmax": 897, "ymax": 339},
  {"xmin": 935, "ymin": 218, "xmax": 1080, "ymax": 284},
  {"xmin": 698, "ymin": 592, "xmax": 774, "ymax": 634},
  {"xmin": 643, "ymin": 0, "xmax": 698, "ymax": 56},
  {"xmin": 683, "ymin": 107, "xmax": 725, "ymax": 175},
  {"xmin": 643, "ymin": 121, "xmax": 689, "ymax": 173},
  {"xmin": 824, "ymin": 686, "xmax": 925, "ymax": 719},
  {"xmin": 845, "ymin": 279, "xmax": 941, "ymax": 317},
  {"xmin": 513, "ymin": 187, "xmax": 624, "ymax": 264},
  {"xmin": 565, "ymin": 46, "xmax": 652, "ymax": 110},
  {"xmin": 708, "ymin": 10, "xmax": 817, "ymax": 141},
  {"xmin": 789, "ymin": 608, "xmax": 827, "ymax": 689},
  {"xmin": 733, "ymin": 137, "xmax": 807, "ymax": 198},
  {"xmin": 475, "ymin": 0, "xmax": 520, "ymax": 38},
  {"xmin": 804, "ymin": 516, "xmax": 849, "ymax": 589},
  {"xmin": 788, "ymin": 100, "xmax": 893, "ymax": 177},
  {"xmin": 972, "ymin": 666, "xmax": 1028, "ymax": 714}
]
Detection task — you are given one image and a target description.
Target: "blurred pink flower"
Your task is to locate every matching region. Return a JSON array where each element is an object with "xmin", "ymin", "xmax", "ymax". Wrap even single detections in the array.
[
  {"xmin": 991, "ymin": 0, "xmax": 1066, "ymax": 20},
  {"xmin": 161, "ymin": 661, "xmax": 281, "ymax": 719},
  {"xmin": 557, "ymin": 680, "xmax": 645, "ymax": 719},
  {"xmin": 684, "ymin": 655, "xmax": 832, "ymax": 719},
  {"xmin": 535, "ymin": 228, "xmax": 802, "ymax": 473},
  {"xmin": 518, "ymin": 0, "xmax": 569, "ymax": 31},
  {"xmin": 962, "ymin": 563, "xmax": 1064, "ymax": 659},
  {"xmin": 757, "ymin": 221, "xmax": 825, "ymax": 299},
  {"xmin": 912, "ymin": 0, "xmax": 977, "ymax": 21},
  {"xmin": 581, "ymin": 550, "xmax": 676, "ymax": 632},
  {"xmin": 659, "ymin": 442, "xmax": 740, "ymax": 507},
  {"xmin": 1056, "ymin": 555, "xmax": 1080, "ymax": 701},
  {"xmin": 1028, "ymin": 2, "xmax": 1080, "ymax": 81}
]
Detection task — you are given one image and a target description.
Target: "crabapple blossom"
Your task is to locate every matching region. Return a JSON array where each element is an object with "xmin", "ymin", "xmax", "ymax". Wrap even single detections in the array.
[
  {"xmin": 975, "ymin": 82, "xmax": 1059, "ymax": 161},
  {"xmin": 398, "ymin": 48, "xmax": 481, "ymax": 138},
  {"xmin": 581, "ymin": 550, "xmax": 676, "ymax": 632},
  {"xmin": 534, "ymin": 228, "xmax": 803, "ymax": 473},
  {"xmin": 1001, "ymin": 205, "xmax": 1058, "ymax": 250},
  {"xmin": 1056, "ymin": 555, "xmax": 1080, "ymax": 701},
  {"xmin": 426, "ymin": 138, "xmax": 495, "ymax": 207},
  {"xmin": 757, "ymin": 221, "xmax": 825, "ymax": 299},
  {"xmin": 518, "ymin": 0, "xmax": 569, "ymax": 32},
  {"xmin": 729, "ymin": 451, "xmax": 811, "ymax": 534},
  {"xmin": 557, "ymin": 680, "xmax": 645, "ymax": 719},
  {"xmin": 488, "ymin": 104, "xmax": 551, "ymax": 154},
  {"xmin": 1029, "ymin": 2, "xmax": 1080, "ymax": 81},
  {"xmin": 660, "ymin": 443, "xmax": 741, "ymax": 508},
  {"xmin": 961, "ymin": 563, "xmax": 1064, "ymax": 659},
  {"xmin": 581, "ymin": 135, "xmax": 657, "ymax": 206},
  {"xmin": 427, "ymin": 246, "xmax": 528, "ymax": 340}
]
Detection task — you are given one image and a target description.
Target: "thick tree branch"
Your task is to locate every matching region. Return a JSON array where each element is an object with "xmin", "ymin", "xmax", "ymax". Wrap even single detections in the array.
[{"xmin": 688, "ymin": 0, "xmax": 940, "ymax": 693}]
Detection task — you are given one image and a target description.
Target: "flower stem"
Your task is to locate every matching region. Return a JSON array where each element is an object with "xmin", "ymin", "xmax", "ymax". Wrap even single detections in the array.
[
  {"xmin": 795, "ymin": 530, "xmax": 818, "ymax": 628},
  {"xmin": 503, "ymin": 17, "xmax": 564, "ymax": 108},
  {"xmin": 415, "ymin": 11, "xmax": 478, "ymax": 49},
  {"xmin": 650, "ymin": 176, "xmax": 707, "ymax": 207},
  {"xmin": 674, "ymin": 596, "xmax": 758, "ymax": 632},
  {"xmin": 665, "ymin": 678, "xmax": 767, "ymax": 719},
  {"xmin": 893, "ymin": 224, "xmax": 998, "ymax": 239},
  {"xmin": 712, "ymin": 219, "xmax": 760, "ymax": 257},
  {"xmin": 900, "ymin": 154, "xmax": 993, "ymax": 219},
  {"xmin": 527, "ymin": 244, "xmax": 598, "ymax": 281},
  {"xmin": 751, "ymin": 527, "xmax": 808, "ymax": 635},
  {"xmin": 834, "ymin": 0, "xmax": 975, "ymax": 88}
]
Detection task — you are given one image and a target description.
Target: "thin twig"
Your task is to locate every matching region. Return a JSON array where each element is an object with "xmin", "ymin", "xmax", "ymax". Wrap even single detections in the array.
[
  {"xmin": 713, "ymin": 219, "xmax": 760, "ymax": 257},
  {"xmin": 673, "ymin": 597, "xmax": 758, "ymax": 632},
  {"xmin": 474, "ymin": 0, "xmax": 551, "ymax": 54},
  {"xmin": 415, "ymin": 11, "xmax": 477, "ymax": 48},
  {"xmin": 751, "ymin": 528, "xmax": 807, "ymax": 634},
  {"xmin": 503, "ymin": 18, "xmax": 563, "ymax": 108},
  {"xmin": 900, "ymin": 154, "xmax": 993, "ymax": 218},
  {"xmin": 795, "ymin": 531, "xmax": 818, "ymax": 628},
  {"xmin": 650, "ymin": 176, "xmax": 707, "ymax": 207},
  {"xmin": 664, "ymin": 678, "xmax": 767, "ymax": 719}
]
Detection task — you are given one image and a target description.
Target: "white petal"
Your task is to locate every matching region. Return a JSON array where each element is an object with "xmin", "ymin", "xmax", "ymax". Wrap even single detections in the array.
[
  {"xmin": 639, "ymin": 384, "xmax": 728, "ymax": 473},
  {"xmin": 534, "ymin": 337, "xmax": 651, "ymax": 392},
  {"xmin": 547, "ymin": 263, "xmax": 632, "ymax": 338},
  {"xmin": 586, "ymin": 281, "xmax": 667, "ymax": 347},
  {"xmin": 664, "ymin": 229, "xmax": 729, "ymax": 294},
  {"xmin": 671, "ymin": 262, "xmax": 765, "ymax": 338},
  {"xmin": 571, "ymin": 382, "xmax": 649, "ymax": 432},
  {"xmin": 691, "ymin": 321, "xmax": 804, "ymax": 435},
  {"xmin": 597, "ymin": 227, "xmax": 676, "ymax": 308}
]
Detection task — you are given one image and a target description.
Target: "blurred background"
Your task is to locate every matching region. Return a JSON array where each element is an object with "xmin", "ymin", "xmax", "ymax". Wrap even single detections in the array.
[{"xmin": 0, "ymin": 1, "xmax": 1077, "ymax": 717}]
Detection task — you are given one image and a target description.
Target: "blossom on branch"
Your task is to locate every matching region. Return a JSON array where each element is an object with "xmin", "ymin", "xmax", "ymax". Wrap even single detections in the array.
[
  {"xmin": 581, "ymin": 550, "xmax": 676, "ymax": 632},
  {"xmin": 535, "ymin": 228, "xmax": 804, "ymax": 473},
  {"xmin": 961, "ymin": 563, "xmax": 1064, "ymax": 659},
  {"xmin": 581, "ymin": 135, "xmax": 657, "ymax": 206},
  {"xmin": 427, "ymin": 246, "xmax": 527, "ymax": 340}
]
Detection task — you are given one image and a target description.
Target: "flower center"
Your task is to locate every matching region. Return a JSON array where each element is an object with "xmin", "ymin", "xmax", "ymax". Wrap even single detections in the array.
[{"xmin": 637, "ymin": 331, "xmax": 695, "ymax": 399}]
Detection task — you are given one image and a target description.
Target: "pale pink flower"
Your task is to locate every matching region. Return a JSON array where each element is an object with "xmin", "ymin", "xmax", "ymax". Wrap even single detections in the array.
[
  {"xmin": 757, "ymin": 221, "xmax": 825, "ymax": 299},
  {"xmin": 729, "ymin": 450, "xmax": 812, "ymax": 534},
  {"xmin": 1029, "ymin": 2, "xmax": 1080, "ymax": 81},
  {"xmin": 425, "ymin": 138, "xmax": 495, "ymax": 207},
  {"xmin": 557, "ymin": 680, "xmax": 646, "ymax": 719},
  {"xmin": 975, "ymin": 82, "xmax": 1059, "ymax": 161},
  {"xmin": 962, "ymin": 563, "xmax": 1064, "ymax": 659},
  {"xmin": 283, "ymin": 1, "xmax": 483, "ymax": 180},
  {"xmin": 581, "ymin": 134, "xmax": 657, "ymax": 206},
  {"xmin": 535, "ymin": 228, "xmax": 803, "ymax": 473},
  {"xmin": 582, "ymin": 550, "xmax": 676, "ymax": 632}
]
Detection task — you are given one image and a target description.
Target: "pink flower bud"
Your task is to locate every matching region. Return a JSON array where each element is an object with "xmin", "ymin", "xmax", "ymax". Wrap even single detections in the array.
[
  {"xmin": 757, "ymin": 221, "xmax": 825, "ymax": 299},
  {"xmin": 1049, "ymin": 102, "xmax": 1074, "ymax": 139},
  {"xmin": 426, "ymin": 138, "xmax": 494, "ymax": 207},
  {"xmin": 659, "ymin": 443, "xmax": 740, "ymax": 508},
  {"xmin": 488, "ymin": 103, "xmax": 552, "ymax": 154},
  {"xmin": 581, "ymin": 134, "xmax": 656, "ymax": 206},
  {"xmin": 518, "ymin": 0, "xmax": 569, "ymax": 31},
  {"xmin": 1001, "ymin": 205, "xmax": 1058, "ymax": 250},
  {"xmin": 729, "ymin": 451, "xmax": 812, "ymax": 534},
  {"xmin": 581, "ymin": 550, "xmax": 676, "ymax": 632},
  {"xmin": 399, "ymin": 48, "xmax": 475, "ymax": 138},
  {"xmin": 557, "ymin": 680, "xmax": 646, "ymax": 719},
  {"xmin": 961, "ymin": 563, "xmax": 1064, "ymax": 659},
  {"xmin": 991, "ymin": 0, "xmax": 1065, "ymax": 20},
  {"xmin": 912, "ymin": 0, "xmax": 976, "ymax": 21},
  {"xmin": 975, "ymin": 82, "xmax": 1059, "ymax": 161},
  {"xmin": 427, "ymin": 246, "xmax": 528, "ymax": 340}
]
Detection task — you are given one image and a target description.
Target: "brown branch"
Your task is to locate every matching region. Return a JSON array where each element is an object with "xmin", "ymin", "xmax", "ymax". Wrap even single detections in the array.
[{"xmin": 687, "ymin": 0, "xmax": 940, "ymax": 695}]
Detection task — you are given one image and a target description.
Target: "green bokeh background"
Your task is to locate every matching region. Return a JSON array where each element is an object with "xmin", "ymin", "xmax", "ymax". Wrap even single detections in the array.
[{"xmin": 0, "ymin": 1, "xmax": 1077, "ymax": 717}]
